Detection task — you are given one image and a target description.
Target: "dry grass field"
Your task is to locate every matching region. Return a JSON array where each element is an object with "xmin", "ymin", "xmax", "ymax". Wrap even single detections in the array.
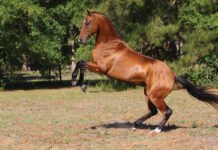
[{"xmin": 0, "ymin": 87, "xmax": 217, "ymax": 150}]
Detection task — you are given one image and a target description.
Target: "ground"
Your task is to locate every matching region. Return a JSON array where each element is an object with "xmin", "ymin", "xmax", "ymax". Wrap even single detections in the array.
[{"xmin": 0, "ymin": 87, "xmax": 217, "ymax": 150}]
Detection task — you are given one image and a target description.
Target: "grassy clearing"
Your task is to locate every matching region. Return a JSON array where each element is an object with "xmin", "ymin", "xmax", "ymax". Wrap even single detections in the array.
[{"xmin": 0, "ymin": 87, "xmax": 217, "ymax": 150}]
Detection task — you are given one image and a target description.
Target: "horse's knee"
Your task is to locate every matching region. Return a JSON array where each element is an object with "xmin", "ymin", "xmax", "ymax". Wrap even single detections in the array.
[
  {"xmin": 164, "ymin": 108, "xmax": 172, "ymax": 119},
  {"xmin": 78, "ymin": 60, "xmax": 87, "ymax": 68}
]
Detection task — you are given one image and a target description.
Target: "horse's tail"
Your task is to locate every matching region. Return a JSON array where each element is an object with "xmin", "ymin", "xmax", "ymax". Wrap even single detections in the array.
[{"xmin": 176, "ymin": 76, "xmax": 218, "ymax": 109}]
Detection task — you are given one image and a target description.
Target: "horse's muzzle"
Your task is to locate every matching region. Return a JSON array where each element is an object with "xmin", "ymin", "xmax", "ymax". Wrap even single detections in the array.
[{"xmin": 78, "ymin": 38, "xmax": 86, "ymax": 44}]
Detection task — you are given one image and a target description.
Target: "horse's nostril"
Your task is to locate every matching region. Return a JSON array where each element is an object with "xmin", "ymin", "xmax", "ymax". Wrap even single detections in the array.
[{"xmin": 78, "ymin": 38, "xmax": 86, "ymax": 44}]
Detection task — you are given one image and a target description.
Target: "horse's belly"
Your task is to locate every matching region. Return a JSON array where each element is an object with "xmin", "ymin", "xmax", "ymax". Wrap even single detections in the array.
[{"xmin": 107, "ymin": 64, "xmax": 147, "ymax": 85}]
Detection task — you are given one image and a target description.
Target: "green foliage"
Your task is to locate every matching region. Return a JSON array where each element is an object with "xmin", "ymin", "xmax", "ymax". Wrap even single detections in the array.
[
  {"xmin": 0, "ymin": 0, "xmax": 217, "ymax": 89},
  {"xmin": 174, "ymin": 0, "xmax": 218, "ymax": 87},
  {"xmin": 0, "ymin": 0, "xmax": 86, "ymax": 87},
  {"xmin": 179, "ymin": 0, "xmax": 218, "ymax": 32},
  {"xmin": 74, "ymin": 38, "xmax": 94, "ymax": 62},
  {"xmin": 185, "ymin": 50, "xmax": 218, "ymax": 87},
  {"xmin": 146, "ymin": 17, "xmax": 179, "ymax": 47},
  {"xmin": 107, "ymin": 78, "xmax": 129, "ymax": 91},
  {"xmin": 176, "ymin": 30, "xmax": 216, "ymax": 69},
  {"xmin": 97, "ymin": 78, "xmax": 128, "ymax": 91}
]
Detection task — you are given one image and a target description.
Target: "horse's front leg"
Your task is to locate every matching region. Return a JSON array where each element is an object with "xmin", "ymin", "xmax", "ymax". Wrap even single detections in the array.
[
  {"xmin": 72, "ymin": 61, "xmax": 105, "ymax": 92},
  {"xmin": 85, "ymin": 62, "xmax": 106, "ymax": 76},
  {"xmin": 80, "ymin": 61, "xmax": 105, "ymax": 91}
]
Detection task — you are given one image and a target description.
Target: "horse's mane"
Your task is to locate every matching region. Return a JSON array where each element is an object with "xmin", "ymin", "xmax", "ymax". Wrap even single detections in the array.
[{"xmin": 92, "ymin": 12, "xmax": 121, "ymax": 39}]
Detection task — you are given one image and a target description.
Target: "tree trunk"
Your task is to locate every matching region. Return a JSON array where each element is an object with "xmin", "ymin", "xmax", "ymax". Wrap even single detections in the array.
[
  {"xmin": 48, "ymin": 68, "xmax": 51, "ymax": 86},
  {"xmin": 72, "ymin": 55, "xmax": 76, "ymax": 71},
  {"xmin": 22, "ymin": 53, "xmax": 28, "ymax": 71},
  {"xmin": 68, "ymin": 38, "xmax": 76, "ymax": 71},
  {"xmin": 59, "ymin": 64, "xmax": 62, "ymax": 85}
]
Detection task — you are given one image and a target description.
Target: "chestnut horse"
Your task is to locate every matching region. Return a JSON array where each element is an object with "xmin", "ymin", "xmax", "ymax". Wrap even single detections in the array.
[{"xmin": 72, "ymin": 10, "xmax": 218, "ymax": 133}]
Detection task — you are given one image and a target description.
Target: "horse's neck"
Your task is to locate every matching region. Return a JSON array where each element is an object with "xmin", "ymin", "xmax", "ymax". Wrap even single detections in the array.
[{"xmin": 95, "ymin": 16, "xmax": 120, "ymax": 46}]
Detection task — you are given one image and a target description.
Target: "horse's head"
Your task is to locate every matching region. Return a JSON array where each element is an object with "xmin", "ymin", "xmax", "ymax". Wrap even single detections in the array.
[{"xmin": 78, "ymin": 10, "xmax": 98, "ymax": 44}]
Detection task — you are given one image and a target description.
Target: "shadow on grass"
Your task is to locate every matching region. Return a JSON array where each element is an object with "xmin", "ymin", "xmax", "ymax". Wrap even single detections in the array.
[
  {"xmin": 5, "ymin": 79, "xmax": 107, "ymax": 91},
  {"xmin": 90, "ymin": 122, "xmax": 187, "ymax": 132}
]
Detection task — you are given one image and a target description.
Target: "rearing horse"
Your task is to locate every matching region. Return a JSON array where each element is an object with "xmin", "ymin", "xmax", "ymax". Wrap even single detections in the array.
[{"xmin": 72, "ymin": 10, "xmax": 218, "ymax": 133}]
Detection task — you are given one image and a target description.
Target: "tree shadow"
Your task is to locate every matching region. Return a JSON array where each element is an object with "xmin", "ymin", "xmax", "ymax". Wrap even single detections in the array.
[
  {"xmin": 5, "ymin": 78, "xmax": 108, "ymax": 91},
  {"xmin": 4, "ymin": 72, "xmax": 134, "ymax": 91},
  {"xmin": 90, "ymin": 121, "xmax": 187, "ymax": 132}
]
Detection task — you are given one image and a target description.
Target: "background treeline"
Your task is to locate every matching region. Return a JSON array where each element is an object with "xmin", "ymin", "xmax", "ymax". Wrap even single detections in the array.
[{"xmin": 0, "ymin": 0, "xmax": 217, "ymax": 89}]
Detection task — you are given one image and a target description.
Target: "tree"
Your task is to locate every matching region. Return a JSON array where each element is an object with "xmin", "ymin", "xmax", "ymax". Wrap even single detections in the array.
[
  {"xmin": 0, "ymin": 0, "xmax": 85, "ymax": 86},
  {"xmin": 0, "ymin": 0, "xmax": 217, "ymax": 89}
]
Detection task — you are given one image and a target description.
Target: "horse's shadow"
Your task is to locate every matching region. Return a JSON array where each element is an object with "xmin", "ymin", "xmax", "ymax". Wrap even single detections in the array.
[{"xmin": 90, "ymin": 122, "xmax": 186, "ymax": 132}]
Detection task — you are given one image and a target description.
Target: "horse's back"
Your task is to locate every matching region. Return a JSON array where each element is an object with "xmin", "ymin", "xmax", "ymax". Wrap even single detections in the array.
[{"xmin": 105, "ymin": 40, "xmax": 156, "ymax": 84}]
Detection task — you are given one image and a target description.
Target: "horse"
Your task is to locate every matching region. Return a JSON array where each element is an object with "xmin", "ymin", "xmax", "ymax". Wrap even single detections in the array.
[{"xmin": 72, "ymin": 10, "xmax": 218, "ymax": 133}]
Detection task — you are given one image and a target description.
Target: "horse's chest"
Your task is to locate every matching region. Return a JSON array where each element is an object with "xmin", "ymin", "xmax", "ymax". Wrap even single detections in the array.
[
  {"xmin": 92, "ymin": 48, "xmax": 114, "ymax": 71},
  {"xmin": 91, "ymin": 50, "xmax": 102, "ymax": 63}
]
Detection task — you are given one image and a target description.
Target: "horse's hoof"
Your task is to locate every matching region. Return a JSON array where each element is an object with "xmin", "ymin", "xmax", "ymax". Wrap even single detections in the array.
[
  {"xmin": 132, "ymin": 127, "xmax": 136, "ymax": 131},
  {"xmin": 149, "ymin": 127, "xmax": 161, "ymax": 136},
  {"xmin": 81, "ymin": 85, "xmax": 87, "ymax": 92},
  {"xmin": 71, "ymin": 80, "xmax": 77, "ymax": 87}
]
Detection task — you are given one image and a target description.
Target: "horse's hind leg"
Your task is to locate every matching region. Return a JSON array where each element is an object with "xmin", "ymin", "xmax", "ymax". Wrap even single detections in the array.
[
  {"xmin": 71, "ymin": 60, "xmax": 87, "ymax": 92},
  {"xmin": 134, "ymin": 89, "xmax": 158, "ymax": 128},
  {"xmin": 149, "ymin": 96, "xmax": 172, "ymax": 133},
  {"xmin": 72, "ymin": 60, "xmax": 85, "ymax": 85}
]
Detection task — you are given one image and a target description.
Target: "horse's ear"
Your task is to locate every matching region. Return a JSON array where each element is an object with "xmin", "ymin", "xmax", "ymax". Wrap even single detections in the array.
[{"xmin": 87, "ymin": 10, "xmax": 92, "ymax": 16}]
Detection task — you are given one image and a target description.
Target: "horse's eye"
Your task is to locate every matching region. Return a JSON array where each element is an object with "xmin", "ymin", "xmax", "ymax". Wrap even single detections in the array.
[{"xmin": 85, "ymin": 22, "xmax": 90, "ymax": 26}]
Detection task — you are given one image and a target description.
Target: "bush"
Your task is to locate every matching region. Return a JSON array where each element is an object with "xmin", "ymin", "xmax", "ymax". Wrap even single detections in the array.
[
  {"xmin": 96, "ymin": 77, "xmax": 131, "ymax": 92},
  {"xmin": 0, "ymin": 79, "xmax": 5, "ymax": 91},
  {"xmin": 185, "ymin": 50, "xmax": 218, "ymax": 88},
  {"xmin": 74, "ymin": 38, "xmax": 94, "ymax": 62}
]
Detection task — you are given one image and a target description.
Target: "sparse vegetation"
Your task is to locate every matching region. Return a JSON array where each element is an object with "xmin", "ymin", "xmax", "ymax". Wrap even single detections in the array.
[{"xmin": 0, "ymin": 87, "xmax": 217, "ymax": 149}]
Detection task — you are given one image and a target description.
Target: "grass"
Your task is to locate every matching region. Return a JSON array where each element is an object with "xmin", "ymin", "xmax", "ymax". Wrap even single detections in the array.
[{"xmin": 0, "ymin": 87, "xmax": 217, "ymax": 150}]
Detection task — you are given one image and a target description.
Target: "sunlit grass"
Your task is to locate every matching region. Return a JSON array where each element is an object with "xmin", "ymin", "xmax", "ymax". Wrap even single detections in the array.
[{"xmin": 0, "ymin": 87, "xmax": 217, "ymax": 149}]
